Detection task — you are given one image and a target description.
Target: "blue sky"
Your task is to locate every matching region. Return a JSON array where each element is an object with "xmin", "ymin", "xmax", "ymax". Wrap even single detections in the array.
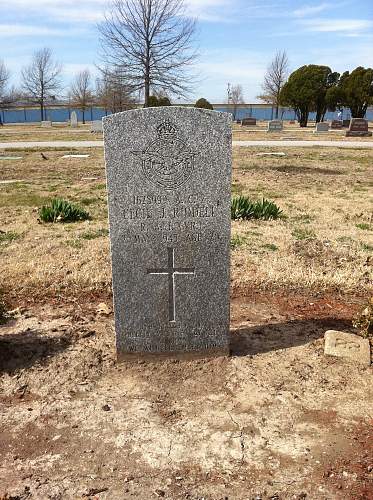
[{"xmin": 1, "ymin": 0, "xmax": 372, "ymax": 103}]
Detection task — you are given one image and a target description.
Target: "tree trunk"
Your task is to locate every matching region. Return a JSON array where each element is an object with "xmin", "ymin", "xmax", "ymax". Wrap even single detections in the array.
[
  {"xmin": 144, "ymin": 75, "xmax": 150, "ymax": 107},
  {"xmin": 299, "ymin": 107, "xmax": 308, "ymax": 127},
  {"xmin": 82, "ymin": 109, "xmax": 85, "ymax": 124},
  {"xmin": 275, "ymin": 105, "xmax": 279, "ymax": 119}
]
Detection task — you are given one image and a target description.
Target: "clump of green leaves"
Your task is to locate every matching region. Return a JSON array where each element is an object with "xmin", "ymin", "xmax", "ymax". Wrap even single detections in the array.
[
  {"xmin": 231, "ymin": 196, "xmax": 283, "ymax": 221},
  {"xmin": 39, "ymin": 198, "xmax": 90, "ymax": 223},
  {"xmin": 231, "ymin": 234, "xmax": 247, "ymax": 249},
  {"xmin": 0, "ymin": 231, "xmax": 21, "ymax": 245},
  {"xmin": 353, "ymin": 297, "xmax": 373, "ymax": 338}
]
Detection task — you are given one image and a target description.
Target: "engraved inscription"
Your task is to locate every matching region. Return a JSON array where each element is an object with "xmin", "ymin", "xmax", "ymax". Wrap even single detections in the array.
[
  {"xmin": 147, "ymin": 247, "xmax": 195, "ymax": 322},
  {"xmin": 335, "ymin": 339, "xmax": 360, "ymax": 350},
  {"xmin": 132, "ymin": 120, "xmax": 196, "ymax": 190}
]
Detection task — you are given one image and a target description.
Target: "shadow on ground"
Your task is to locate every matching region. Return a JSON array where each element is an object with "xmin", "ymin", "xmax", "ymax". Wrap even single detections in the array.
[
  {"xmin": 0, "ymin": 329, "xmax": 71, "ymax": 373},
  {"xmin": 230, "ymin": 317, "xmax": 353, "ymax": 357}
]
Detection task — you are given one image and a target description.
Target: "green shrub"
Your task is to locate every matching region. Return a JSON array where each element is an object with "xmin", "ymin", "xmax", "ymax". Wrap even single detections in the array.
[
  {"xmin": 39, "ymin": 198, "xmax": 90, "ymax": 223},
  {"xmin": 231, "ymin": 196, "xmax": 283, "ymax": 221},
  {"xmin": 356, "ymin": 223, "xmax": 371, "ymax": 231},
  {"xmin": 148, "ymin": 95, "xmax": 171, "ymax": 107},
  {"xmin": 194, "ymin": 98, "xmax": 213, "ymax": 110}
]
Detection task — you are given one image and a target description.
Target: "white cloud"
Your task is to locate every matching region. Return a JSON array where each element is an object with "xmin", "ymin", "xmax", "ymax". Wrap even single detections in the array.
[
  {"xmin": 0, "ymin": 24, "xmax": 72, "ymax": 37},
  {"xmin": 293, "ymin": 3, "xmax": 331, "ymax": 18},
  {"xmin": 300, "ymin": 18, "xmax": 373, "ymax": 33}
]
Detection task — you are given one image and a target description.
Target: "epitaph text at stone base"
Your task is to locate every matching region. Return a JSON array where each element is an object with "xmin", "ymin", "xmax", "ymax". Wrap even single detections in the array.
[{"xmin": 103, "ymin": 107, "xmax": 232, "ymax": 359}]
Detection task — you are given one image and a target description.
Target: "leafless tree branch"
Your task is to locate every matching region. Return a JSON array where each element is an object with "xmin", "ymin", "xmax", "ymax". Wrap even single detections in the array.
[
  {"xmin": 21, "ymin": 48, "xmax": 62, "ymax": 121},
  {"xmin": 98, "ymin": 0, "xmax": 197, "ymax": 106},
  {"xmin": 70, "ymin": 69, "xmax": 95, "ymax": 124},
  {"xmin": 258, "ymin": 50, "xmax": 289, "ymax": 119}
]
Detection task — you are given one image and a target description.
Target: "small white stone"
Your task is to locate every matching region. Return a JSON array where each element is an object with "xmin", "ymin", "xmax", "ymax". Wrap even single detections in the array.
[{"xmin": 324, "ymin": 330, "xmax": 371, "ymax": 366}]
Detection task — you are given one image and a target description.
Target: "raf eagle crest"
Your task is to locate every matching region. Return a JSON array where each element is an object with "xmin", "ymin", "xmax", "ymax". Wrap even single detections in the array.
[{"xmin": 132, "ymin": 119, "xmax": 196, "ymax": 190}]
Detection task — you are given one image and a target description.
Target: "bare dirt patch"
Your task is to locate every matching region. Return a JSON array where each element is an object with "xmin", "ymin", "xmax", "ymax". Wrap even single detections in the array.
[{"xmin": 0, "ymin": 293, "xmax": 372, "ymax": 499}]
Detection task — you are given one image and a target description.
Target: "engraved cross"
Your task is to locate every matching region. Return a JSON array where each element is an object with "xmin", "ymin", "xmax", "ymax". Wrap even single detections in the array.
[{"xmin": 147, "ymin": 247, "xmax": 195, "ymax": 323}]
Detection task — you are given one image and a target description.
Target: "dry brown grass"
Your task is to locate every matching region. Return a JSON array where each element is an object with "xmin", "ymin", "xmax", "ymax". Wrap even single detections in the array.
[
  {"xmin": 231, "ymin": 147, "xmax": 373, "ymax": 294},
  {"xmin": 0, "ymin": 124, "xmax": 101, "ymax": 142},
  {"xmin": 0, "ymin": 145, "xmax": 372, "ymax": 305}
]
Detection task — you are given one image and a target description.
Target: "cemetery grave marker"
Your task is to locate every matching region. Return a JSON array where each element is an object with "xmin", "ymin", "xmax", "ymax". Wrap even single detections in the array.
[
  {"xmin": 346, "ymin": 118, "xmax": 372, "ymax": 137},
  {"xmin": 241, "ymin": 117, "xmax": 256, "ymax": 126},
  {"xmin": 267, "ymin": 120, "xmax": 283, "ymax": 132},
  {"xmin": 342, "ymin": 119, "xmax": 351, "ymax": 128},
  {"xmin": 41, "ymin": 121, "xmax": 52, "ymax": 128},
  {"xmin": 324, "ymin": 330, "xmax": 371, "ymax": 366},
  {"xmin": 330, "ymin": 120, "xmax": 343, "ymax": 130},
  {"xmin": 103, "ymin": 107, "xmax": 232, "ymax": 359},
  {"xmin": 314, "ymin": 122, "xmax": 329, "ymax": 133},
  {"xmin": 70, "ymin": 111, "xmax": 78, "ymax": 128},
  {"xmin": 91, "ymin": 120, "xmax": 103, "ymax": 133}
]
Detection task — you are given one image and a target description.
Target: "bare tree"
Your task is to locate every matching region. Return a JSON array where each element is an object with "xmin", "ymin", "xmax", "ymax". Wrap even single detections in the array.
[
  {"xmin": 258, "ymin": 50, "xmax": 289, "ymax": 119},
  {"xmin": 96, "ymin": 70, "xmax": 136, "ymax": 113},
  {"xmin": 98, "ymin": 0, "xmax": 197, "ymax": 107},
  {"xmin": 229, "ymin": 84, "xmax": 244, "ymax": 120},
  {"xmin": 70, "ymin": 69, "xmax": 95, "ymax": 124},
  {"xmin": 0, "ymin": 60, "xmax": 10, "ymax": 125},
  {"xmin": 21, "ymin": 48, "xmax": 62, "ymax": 121}
]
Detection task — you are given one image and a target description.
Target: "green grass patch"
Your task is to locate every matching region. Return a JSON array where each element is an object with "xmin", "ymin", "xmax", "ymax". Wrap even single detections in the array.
[
  {"xmin": 0, "ymin": 231, "xmax": 21, "ymax": 245},
  {"xmin": 39, "ymin": 198, "xmax": 90, "ymax": 223},
  {"xmin": 361, "ymin": 243, "xmax": 373, "ymax": 252},
  {"xmin": 356, "ymin": 223, "xmax": 371, "ymax": 231},
  {"xmin": 292, "ymin": 227, "xmax": 316, "ymax": 240},
  {"xmin": 92, "ymin": 183, "xmax": 107, "ymax": 191},
  {"xmin": 0, "ymin": 192, "xmax": 50, "ymax": 208},
  {"xmin": 79, "ymin": 228, "xmax": 109, "ymax": 240},
  {"xmin": 292, "ymin": 213, "xmax": 314, "ymax": 224},
  {"xmin": 231, "ymin": 182, "xmax": 245, "ymax": 195},
  {"xmin": 66, "ymin": 239, "xmax": 83, "ymax": 249},
  {"xmin": 80, "ymin": 197, "xmax": 98, "ymax": 206},
  {"xmin": 231, "ymin": 234, "xmax": 247, "ymax": 250},
  {"xmin": 262, "ymin": 243, "xmax": 278, "ymax": 251}
]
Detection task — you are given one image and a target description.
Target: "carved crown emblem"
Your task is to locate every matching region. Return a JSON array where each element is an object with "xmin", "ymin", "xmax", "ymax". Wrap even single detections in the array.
[{"xmin": 156, "ymin": 119, "xmax": 177, "ymax": 138}]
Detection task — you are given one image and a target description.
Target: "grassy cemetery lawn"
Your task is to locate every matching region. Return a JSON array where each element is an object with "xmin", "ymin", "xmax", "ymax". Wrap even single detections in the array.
[
  {"xmin": 0, "ymin": 121, "xmax": 372, "ymax": 144},
  {"xmin": 0, "ymin": 123, "xmax": 100, "ymax": 142},
  {"xmin": 0, "ymin": 145, "xmax": 372, "ymax": 498},
  {"xmin": 232, "ymin": 121, "xmax": 373, "ymax": 142}
]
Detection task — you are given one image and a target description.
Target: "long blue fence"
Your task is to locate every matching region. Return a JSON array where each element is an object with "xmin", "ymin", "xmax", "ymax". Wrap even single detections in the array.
[{"xmin": 1, "ymin": 106, "xmax": 372, "ymax": 124}]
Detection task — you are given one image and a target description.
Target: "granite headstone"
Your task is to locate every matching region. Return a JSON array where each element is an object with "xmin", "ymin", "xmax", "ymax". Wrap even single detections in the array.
[
  {"xmin": 314, "ymin": 122, "xmax": 329, "ymax": 133},
  {"xmin": 41, "ymin": 120, "xmax": 52, "ymax": 128},
  {"xmin": 267, "ymin": 120, "xmax": 283, "ymax": 132},
  {"xmin": 330, "ymin": 120, "xmax": 343, "ymax": 130},
  {"xmin": 343, "ymin": 119, "xmax": 351, "ymax": 128},
  {"xmin": 70, "ymin": 111, "xmax": 78, "ymax": 128},
  {"xmin": 346, "ymin": 118, "xmax": 372, "ymax": 137},
  {"xmin": 91, "ymin": 120, "xmax": 103, "ymax": 133},
  {"xmin": 241, "ymin": 117, "xmax": 256, "ymax": 126},
  {"xmin": 103, "ymin": 107, "xmax": 232, "ymax": 359}
]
